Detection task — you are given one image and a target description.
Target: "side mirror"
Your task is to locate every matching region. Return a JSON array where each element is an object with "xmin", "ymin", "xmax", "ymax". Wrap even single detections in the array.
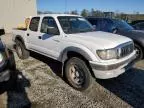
[
  {"xmin": 47, "ymin": 27, "xmax": 59, "ymax": 35},
  {"xmin": 0, "ymin": 28, "xmax": 5, "ymax": 36}
]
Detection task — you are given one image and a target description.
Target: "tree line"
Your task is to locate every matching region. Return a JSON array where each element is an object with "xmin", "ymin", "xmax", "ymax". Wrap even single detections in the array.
[{"xmin": 38, "ymin": 8, "xmax": 144, "ymax": 22}]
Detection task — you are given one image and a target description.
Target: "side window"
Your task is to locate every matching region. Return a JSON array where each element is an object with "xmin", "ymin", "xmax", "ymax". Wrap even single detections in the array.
[
  {"xmin": 41, "ymin": 17, "xmax": 59, "ymax": 35},
  {"xmin": 29, "ymin": 17, "xmax": 40, "ymax": 32}
]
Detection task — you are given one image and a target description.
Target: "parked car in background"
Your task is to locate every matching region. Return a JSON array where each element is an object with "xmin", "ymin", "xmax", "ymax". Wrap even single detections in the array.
[
  {"xmin": 87, "ymin": 17, "xmax": 144, "ymax": 60},
  {"xmin": 12, "ymin": 14, "xmax": 135, "ymax": 91},
  {"xmin": 130, "ymin": 20, "xmax": 144, "ymax": 25},
  {"xmin": 132, "ymin": 22, "xmax": 144, "ymax": 30},
  {"xmin": 0, "ymin": 27, "xmax": 16, "ymax": 82}
]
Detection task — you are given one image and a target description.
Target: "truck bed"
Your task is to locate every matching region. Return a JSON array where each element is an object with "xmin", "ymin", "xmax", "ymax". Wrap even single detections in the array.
[{"xmin": 13, "ymin": 28, "xmax": 27, "ymax": 31}]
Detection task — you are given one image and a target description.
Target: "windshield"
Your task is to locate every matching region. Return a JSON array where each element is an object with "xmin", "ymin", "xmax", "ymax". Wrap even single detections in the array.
[
  {"xmin": 58, "ymin": 16, "xmax": 94, "ymax": 34},
  {"xmin": 113, "ymin": 19, "xmax": 134, "ymax": 30}
]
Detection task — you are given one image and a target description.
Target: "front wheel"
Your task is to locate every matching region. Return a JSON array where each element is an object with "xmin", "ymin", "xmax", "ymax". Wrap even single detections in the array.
[{"xmin": 64, "ymin": 57, "xmax": 93, "ymax": 91}]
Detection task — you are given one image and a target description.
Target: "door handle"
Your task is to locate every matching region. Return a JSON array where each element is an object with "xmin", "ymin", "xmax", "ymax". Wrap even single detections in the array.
[
  {"xmin": 38, "ymin": 36, "xmax": 42, "ymax": 39},
  {"xmin": 27, "ymin": 33, "xmax": 29, "ymax": 36}
]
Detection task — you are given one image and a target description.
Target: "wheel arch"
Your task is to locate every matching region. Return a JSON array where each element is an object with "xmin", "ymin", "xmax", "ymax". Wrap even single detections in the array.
[
  {"xmin": 15, "ymin": 35, "xmax": 24, "ymax": 43},
  {"xmin": 60, "ymin": 47, "xmax": 95, "ymax": 63},
  {"xmin": 60, "ymin": 47, "xmax": 96, "ymax": 77},
  {"xmin": 14, "ymin": 35, "xmax": 26, "ymax": 49}
]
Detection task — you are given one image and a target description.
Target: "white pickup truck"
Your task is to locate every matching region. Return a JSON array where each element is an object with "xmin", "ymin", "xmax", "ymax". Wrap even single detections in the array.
[{"xmin": 13, "ymin": 14, "xmax": 136, "ymax": 91}]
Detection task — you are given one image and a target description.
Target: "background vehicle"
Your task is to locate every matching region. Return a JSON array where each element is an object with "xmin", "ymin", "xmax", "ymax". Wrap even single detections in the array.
[
  {"xmin": 0, "ymin": 27, "xmax": 16, "ymax": 82},
  {"xmin": 87, "ymin": 17, "xmax": 144, "ymax": 60},
  {"xmin": 13, "ymin": 14, "xmax": 135, "ymax": 91},
  {"xmin": 132, "ymin": 22, "xmax": 144, "ymax": 30},
  {"xmin": 130, "ymin": 20, "xmax": 144, "ymax": 25}
]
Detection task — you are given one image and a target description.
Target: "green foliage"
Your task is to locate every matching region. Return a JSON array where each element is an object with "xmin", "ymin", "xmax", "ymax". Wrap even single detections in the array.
[
  {"xmin": 81, "ymin": 9, "xmax": 89, "ymax": 17},
  {"xmin": 37, "ymin": 9, "xmax": 144, "ymax": 22}
]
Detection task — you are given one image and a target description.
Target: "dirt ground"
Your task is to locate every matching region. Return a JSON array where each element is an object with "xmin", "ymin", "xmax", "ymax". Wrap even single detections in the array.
[{"xmin": 0, "ymin": 34, "xmax": 144, "ymax": 108}]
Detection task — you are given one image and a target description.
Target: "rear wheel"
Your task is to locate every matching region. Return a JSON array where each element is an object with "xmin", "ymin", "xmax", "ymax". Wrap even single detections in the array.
[
  {"xmin": 64, "ymin": 57, "xmax": 92, "ymax": 91},
  {"xmin": 135, "ymin": 43, "xmax": 143, "ymax": 61},
  {"xmin": 15, "ymin": 40, "xmax": 29, "ymax": 59}
]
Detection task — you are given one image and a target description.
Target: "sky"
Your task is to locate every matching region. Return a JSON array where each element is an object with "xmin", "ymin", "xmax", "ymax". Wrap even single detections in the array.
[{"xmin": 37, "ymin": 0, "xmax": 144, "ymax": 14}]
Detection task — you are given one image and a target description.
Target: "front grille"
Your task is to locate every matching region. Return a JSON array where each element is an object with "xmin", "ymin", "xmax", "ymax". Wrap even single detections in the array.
[{"xmin": 118, "ymin": 43, "xmax": 134, "ymax": 58}]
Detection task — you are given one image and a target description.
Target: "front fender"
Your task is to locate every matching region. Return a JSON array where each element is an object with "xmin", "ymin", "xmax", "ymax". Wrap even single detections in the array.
[{"xmin": 60, "ymin": 46, "xmax": 98, "ymax": 63}]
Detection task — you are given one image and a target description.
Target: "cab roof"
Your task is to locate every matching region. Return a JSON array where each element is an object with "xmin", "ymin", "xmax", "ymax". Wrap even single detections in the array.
[{"xmin": 30, "ymin": 14, "xmax": 81, "ymax": 18}]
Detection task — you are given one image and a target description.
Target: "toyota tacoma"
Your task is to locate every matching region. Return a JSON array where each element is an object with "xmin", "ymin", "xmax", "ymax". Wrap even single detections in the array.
[{"xmin": 13, "ymin": 14, "xmax": 136, "ymax": 91}]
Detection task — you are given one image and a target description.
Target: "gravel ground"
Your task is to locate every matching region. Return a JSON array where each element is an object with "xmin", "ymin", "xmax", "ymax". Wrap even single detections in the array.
[{"xmin": 0, "ymin": 34, "xmax": 144, "ymax": 108}]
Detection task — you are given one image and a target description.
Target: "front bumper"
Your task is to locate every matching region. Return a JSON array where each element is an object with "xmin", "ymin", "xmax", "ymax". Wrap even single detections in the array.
[{"xmin": 90, "ymin": 52, "xmax": 136, "ymax": 79}]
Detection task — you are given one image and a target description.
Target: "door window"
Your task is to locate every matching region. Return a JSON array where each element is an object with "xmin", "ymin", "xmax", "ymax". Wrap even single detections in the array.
[{"xmin": 40, "ymin": 17, "xmax": 59, "ymax": 35}]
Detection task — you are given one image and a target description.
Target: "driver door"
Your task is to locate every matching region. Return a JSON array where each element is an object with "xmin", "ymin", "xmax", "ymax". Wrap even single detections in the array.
[{"xmin": 37, "ymin": 17, "xmax": 61, "ymax": 59}]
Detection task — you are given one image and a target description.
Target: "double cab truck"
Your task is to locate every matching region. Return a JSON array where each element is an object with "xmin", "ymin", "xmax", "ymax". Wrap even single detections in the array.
[
  {"xmin": 13, "ymin": 14, "xmax": 136, "ymax": 91},
  {"xmin": 0, "ymin": 27, "xmax": 16, "ymax": 82}
]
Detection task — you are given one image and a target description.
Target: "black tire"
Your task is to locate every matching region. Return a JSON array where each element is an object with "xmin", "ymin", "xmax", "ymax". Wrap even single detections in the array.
[
  {"xmin": 8, "ymin": 49, "xmax": 16, "ymax": 70},
  {"xmin": 64, "ymin": 57, "xmax": 92, "ymax": 91},
  {"xmin": 8, "ymin": 49, "xmax": 17, "ymax": 81},
  {"xmin": 135, "ymin": 43, "xmax": 143, "ymax": 61},
  {"xmin": 15, "ymin": 40, "xmax": 29, "ymax": 59}
]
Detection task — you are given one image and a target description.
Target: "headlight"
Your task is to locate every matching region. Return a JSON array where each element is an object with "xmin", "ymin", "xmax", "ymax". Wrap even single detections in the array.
[
  {"xmin": 0, "ymin": 53, "xmax": 4, "ymax": 63},
  {"xmin": 97, "ymin": 49, "xmax": 117, "ymax": 60}
]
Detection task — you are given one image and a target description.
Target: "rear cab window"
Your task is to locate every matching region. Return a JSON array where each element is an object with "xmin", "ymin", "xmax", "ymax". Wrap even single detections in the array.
[{"xmin": 29, "ymin": 17, "xmax": 40, "ymax": 32}]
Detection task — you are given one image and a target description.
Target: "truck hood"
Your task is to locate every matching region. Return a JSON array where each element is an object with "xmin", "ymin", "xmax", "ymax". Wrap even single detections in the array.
[{"xmin": 66, "ymin": 31, "xmax": 132, "ymax": 49}]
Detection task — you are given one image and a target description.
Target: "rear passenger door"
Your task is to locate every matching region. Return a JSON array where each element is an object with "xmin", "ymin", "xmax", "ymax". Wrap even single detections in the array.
[
  {"xmin": 27, "ymin": 17, "xmax": 40, "ymax": 50},
  {"xmin": 27, "ymin": 16, "xmax": 61, "ymax": 59}
]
